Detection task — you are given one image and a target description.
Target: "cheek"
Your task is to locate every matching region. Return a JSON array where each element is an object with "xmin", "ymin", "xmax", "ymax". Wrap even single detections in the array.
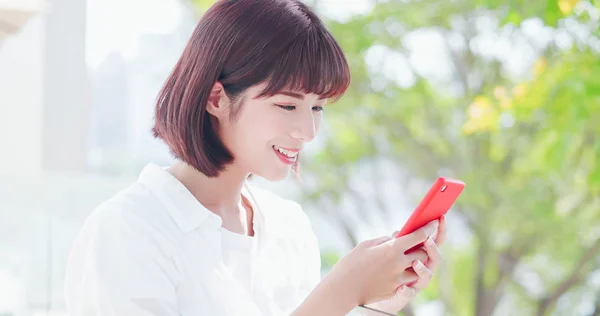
[
  {"xmin": 314, "ymin": 114, "xmax": 323, "ymax": 133},
  {"xmin": 235, "ymin": 112, "xmax": 280, "ymax": 148},
  {"xmin": 252, "ymin": 122, "xmax": 279, "ymax": 140},
  {"xmin": 256, "ymin": 111, "xmax": 290, "ymax": 137}
]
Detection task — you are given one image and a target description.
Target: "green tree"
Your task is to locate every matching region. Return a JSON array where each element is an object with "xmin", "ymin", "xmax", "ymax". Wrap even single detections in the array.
[
  {"xmin": 190, "ymin": 0, "xmax": 600, "ymax": 314},
  {"xmin": 300, "ymin": 0, "xmax": 600, "ymax": 315}
]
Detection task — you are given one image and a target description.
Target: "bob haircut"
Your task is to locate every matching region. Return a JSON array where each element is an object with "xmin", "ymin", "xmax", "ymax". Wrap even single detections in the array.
[{"xmin": 152, "ymin": 0, "xmax": 351, "ymax": 177}]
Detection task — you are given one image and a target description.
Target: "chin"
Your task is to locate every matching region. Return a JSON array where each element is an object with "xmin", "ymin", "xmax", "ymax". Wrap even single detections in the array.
[{"xmin": 255, "ymin": 168, "xmax": 291, "ymax": 182}]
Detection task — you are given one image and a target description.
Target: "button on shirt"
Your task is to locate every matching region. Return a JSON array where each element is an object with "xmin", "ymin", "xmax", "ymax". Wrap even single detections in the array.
[{"xmin": 64, "ymin": 163, "xmax": 322, "ymax": 316}]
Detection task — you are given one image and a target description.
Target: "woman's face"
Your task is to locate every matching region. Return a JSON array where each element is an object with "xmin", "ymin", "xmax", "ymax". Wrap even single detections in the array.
[{"xmin": 219, "ymin": 82, "xmax": 326, "ymax": 181}]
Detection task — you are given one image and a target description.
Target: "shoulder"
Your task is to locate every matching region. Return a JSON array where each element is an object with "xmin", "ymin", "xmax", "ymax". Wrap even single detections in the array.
[
  {"xmin": 91, "ymin": 183, "xmax": 164, "ymax": 226},
  {"xmin": 69, "ymin": 183, "xmax": 177, "ymax": 261},
  {"xmin": 66, "ymin": 182, "xmax": 180, "ymax": 285},
  {"xmin": 64, "ymin": 185, "xmax": 180, "ymax": 314}
]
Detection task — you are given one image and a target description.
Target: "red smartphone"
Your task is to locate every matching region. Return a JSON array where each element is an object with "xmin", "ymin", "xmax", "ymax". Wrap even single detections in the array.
[{"xmin": 395, "ymin": 177, "xmax": 465, "ymax": 244}]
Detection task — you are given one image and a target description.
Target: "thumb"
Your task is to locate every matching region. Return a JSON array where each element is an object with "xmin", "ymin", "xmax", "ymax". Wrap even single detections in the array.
[{"xmin": 361, "ymin": 236, "xmax": 393, "ymax": 247}]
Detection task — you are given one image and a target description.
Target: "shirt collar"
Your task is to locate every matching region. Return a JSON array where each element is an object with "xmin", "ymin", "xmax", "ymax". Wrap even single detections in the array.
[
  {"xmin": 137, "ymin": 163, "xmax": 223, "ymax": 233},
  {"xmin": 136, "ymin": 163, "xmax": 263, "ymax": 235}
]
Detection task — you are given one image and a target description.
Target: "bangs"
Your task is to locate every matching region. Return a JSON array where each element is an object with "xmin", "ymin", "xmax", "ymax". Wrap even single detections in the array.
[{"xmin": 256, "ymin": 26, "xmax": 351, "ymax": 103}]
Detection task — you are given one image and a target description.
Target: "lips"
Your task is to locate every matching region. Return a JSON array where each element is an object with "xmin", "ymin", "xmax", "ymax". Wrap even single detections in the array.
[
  {"xmin": 272, "ymin": 145, "xmax": 298, "ymax": 165},
  {"xmin": 272, "ymin": 145, "xmax": 299, "ymax": 158}
]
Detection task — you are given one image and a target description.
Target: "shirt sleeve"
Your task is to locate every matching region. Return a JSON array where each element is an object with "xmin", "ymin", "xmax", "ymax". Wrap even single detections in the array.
[{"xmin": 64, "ymin": 207, "xmax": 180, "ymax": 316}]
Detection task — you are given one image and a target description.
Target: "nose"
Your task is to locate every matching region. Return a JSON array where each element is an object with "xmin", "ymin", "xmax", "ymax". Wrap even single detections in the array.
[{"xmin": 289, "ymin": 112, "xmax": 316, "ymax": 142}]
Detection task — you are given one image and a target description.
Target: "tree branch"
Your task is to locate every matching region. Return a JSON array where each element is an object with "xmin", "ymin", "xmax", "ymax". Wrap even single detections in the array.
[
  {"xmin": 590, "ymin": 288, "xmax": 600, "ymax": 316},
  {"xmin": 373, "ymin": 157, "xmax": 396, "ymax": 227},
  {"xmin": 475, "ymin": 237, "xmax": 492, "ymax": 316},
  {"xmin": 472, "ymin": 235, "xmax": 533, "ymax": 316},
  {"xmin": 536, "ymin": 238, "xmax": 600, "ymax": 316},
  {"xmin": 442, "ymin": 28, "xmax": 470, "ymax": 97},
  {"xmin": 318, "ymin": 196, "xmax": 359, "ymax": 247}
]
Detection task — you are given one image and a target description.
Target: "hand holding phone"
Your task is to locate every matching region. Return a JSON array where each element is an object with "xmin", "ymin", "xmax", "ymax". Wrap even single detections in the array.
[
  {"xmin": 353, "ymin": 178, "xmax": 463, "ymax": 316},
  {"xmin": 395, "ymin": 177, "xmax": 464, "ymax": 252}
]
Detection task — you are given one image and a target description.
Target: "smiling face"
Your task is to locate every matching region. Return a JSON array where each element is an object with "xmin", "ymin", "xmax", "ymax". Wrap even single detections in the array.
[
  {"xmin": 212, "ymin": 82, "xmax": 327, "ymax": 181},
  {"xmin": 152, "ymin": 0, "xmax": 351, "ymax": 178}
]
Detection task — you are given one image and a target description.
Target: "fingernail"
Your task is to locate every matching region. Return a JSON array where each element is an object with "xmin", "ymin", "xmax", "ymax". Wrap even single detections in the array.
[
  {"xmin": 426, "ymin": 236, "xmax": 434, "ymax": 247},
  {"xmin": 415, "ymin": 260, "xmax": 425, "ymax": 270}
]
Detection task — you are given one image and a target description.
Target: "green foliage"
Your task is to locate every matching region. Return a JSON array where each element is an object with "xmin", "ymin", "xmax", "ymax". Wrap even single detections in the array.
[
  {"xmin": 191, "ymin": 0, "xmax": 216, "ymax": 12},
  {"xmin": 189, "ymin": 0, "xmax": 600, "ymax": 314},
  {"xmin": 320, "ymin": 251, "xmax": 341, "ymax": 271},
  {"xmin": 312, "ymin": 0, "xmax": 600, "ymax": 315}
]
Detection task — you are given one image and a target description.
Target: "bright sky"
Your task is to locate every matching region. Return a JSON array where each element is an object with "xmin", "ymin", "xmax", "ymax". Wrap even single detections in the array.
[
  {"xmin": 85, "ymin": 0, "xmax": 376, "ymax": 69},
  {"xmin": 86, "ymin": 0, "xmax": 184, "ymax": 69},
  {"xmin": 85, "ymin": 0, "xmax": 559, "ymax": 94}
]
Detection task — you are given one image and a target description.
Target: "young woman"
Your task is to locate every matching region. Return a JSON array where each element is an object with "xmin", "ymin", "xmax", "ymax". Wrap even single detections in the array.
[{"xmin": 64, "ymin": 0, "xmax": 446, "ymax": 315}]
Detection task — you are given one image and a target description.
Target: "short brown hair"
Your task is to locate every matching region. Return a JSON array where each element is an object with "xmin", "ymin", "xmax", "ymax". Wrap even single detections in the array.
[{"xmin": 152, "ymin": 0, "xmax": 351, "ymax": 177}]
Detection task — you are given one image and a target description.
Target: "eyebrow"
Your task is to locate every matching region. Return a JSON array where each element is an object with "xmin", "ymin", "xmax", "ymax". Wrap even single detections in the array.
[{"xmin": 276, "ymin": 91, "xmax": 327, "ymax": 100}]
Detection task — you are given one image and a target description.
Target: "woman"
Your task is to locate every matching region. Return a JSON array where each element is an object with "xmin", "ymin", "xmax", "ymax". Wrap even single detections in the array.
[{"xmin": 64, "ymin": 0, "xmax": 446, "ymax": 315}]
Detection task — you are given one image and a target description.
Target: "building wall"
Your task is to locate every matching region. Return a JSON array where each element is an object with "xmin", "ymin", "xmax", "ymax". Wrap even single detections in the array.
[{"xmin": 0, "ymin": 0, "xmax": 88, "ymax": 314}]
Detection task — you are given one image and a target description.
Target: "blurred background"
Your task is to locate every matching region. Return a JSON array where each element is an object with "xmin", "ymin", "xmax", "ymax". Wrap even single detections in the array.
[{"xmin": 1, "ymin": 0, "xmax": 599, "ymax": 315}]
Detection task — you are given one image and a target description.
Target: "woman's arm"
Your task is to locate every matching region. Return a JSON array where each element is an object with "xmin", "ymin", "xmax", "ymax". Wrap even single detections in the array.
[
  {"xmin": 291, "ymin": 203, "xmax": 359, "ymax": 315},
  {"xmin": 291, "ymin": 272, "xmax": 358, "ymax": 316}
]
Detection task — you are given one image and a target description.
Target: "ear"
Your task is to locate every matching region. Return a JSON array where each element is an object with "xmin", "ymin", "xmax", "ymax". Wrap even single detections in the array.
[{"xmin": 206, "ymin": 81, "xmax": 231, "ymax": 118}]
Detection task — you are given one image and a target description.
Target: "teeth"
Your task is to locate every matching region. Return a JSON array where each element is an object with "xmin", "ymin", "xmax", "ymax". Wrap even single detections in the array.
[{"xmin": 273, "ymin": 145, "xmax": 298, "ymax": 159}]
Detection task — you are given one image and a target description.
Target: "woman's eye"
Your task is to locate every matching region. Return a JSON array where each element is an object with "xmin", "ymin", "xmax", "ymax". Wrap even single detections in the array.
[
  {"xmin": 276, "ymin": 104, "xmax": 296, "ymax": 111},
  {"xmin": 275, "ymin": 104, "xmax": 324, "ymax": 112}
]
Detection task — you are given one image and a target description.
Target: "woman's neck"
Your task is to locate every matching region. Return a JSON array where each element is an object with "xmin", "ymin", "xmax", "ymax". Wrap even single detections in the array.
[{"xmin": 167, "ymin": 161, "xmax": 253, "ymax": 235}]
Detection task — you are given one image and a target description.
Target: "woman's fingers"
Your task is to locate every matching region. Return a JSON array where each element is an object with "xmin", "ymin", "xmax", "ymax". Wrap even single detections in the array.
[
  {"xmin": 397, "ymin": 284, "xmax": 417, "ymax": 299},
  {"xmin": 398, "ymin": 268, "xmax": 418, "ymax": 286},
  {"xmin": 409, "ymin": 260, "xmax": 433, "ymax": 290},
  {"xmin": 403, "ymin": 249, "xmax": 428, "ymax": 268},
  {"xmin": 406, "ymin": 237, "xmax": 441, "ymax": 290},
  {"xmin": 381, "ymin": 216, "xmax": 446, "ymax": 297},
  {"xmin": 424, "ymin": 235, "xmax": 442, "ymax": 271},
  {"xmin": 394, "ymin": 220, "xmax": 439, "ymax": 251},
  {"xmin": 361, "ymin": 236, "xmax": 393, "ymax": 248},
  {"xmin": 435, "ymin": 215, "xmax": 447, "ymax": 245}
]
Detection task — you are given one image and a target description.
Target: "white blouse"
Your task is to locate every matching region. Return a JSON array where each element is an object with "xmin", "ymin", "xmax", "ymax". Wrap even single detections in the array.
[
  {"xmin": 220, "ymin": 226, "xmax": 256, "ymax": 297},
  {"xmin": 64, "ymin": 163, "xmax": 322, "ymax": 316}
]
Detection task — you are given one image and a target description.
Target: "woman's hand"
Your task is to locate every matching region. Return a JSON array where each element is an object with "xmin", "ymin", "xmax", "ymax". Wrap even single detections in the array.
[
  {"xmin": 364, "ymin": 215, "xmax": 447, "ymax": 314},
  {"xmin": 326, "ymin": 219, "xmax": 440, "ymax": 307},
  {"xmin": 292, "ymin": 218, "xmax": 442, "ymax": 316}
]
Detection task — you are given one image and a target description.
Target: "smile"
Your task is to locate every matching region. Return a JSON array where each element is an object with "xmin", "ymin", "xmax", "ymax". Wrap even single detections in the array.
[{"xmin": 273, "ymin": 145, "xmax": 299, "ymax": 165}]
